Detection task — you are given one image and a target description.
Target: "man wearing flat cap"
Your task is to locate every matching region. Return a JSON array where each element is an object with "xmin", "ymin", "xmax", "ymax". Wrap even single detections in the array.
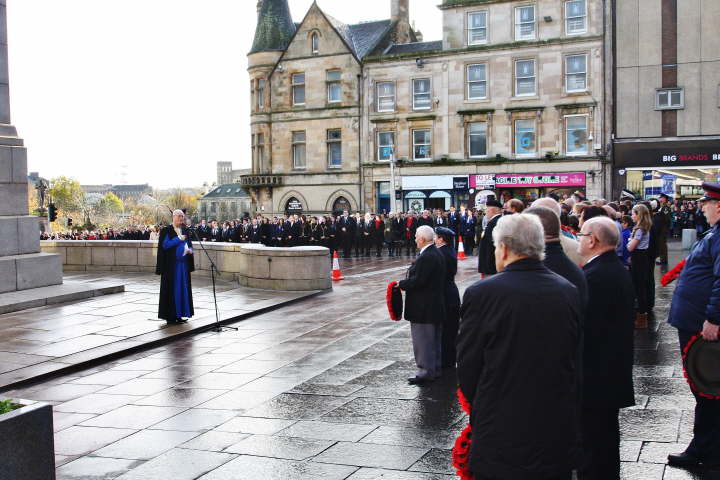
[
  {"xmin": 435, "ymin": 227, "xmax": 460, "ymax": 368},
  {"xmin": 667, "ymin": 182, "xmax": 720, "ymax": 471},
  {"xmin": 478, "ymin": 200, "xmax": 503, "ymax": 276}
]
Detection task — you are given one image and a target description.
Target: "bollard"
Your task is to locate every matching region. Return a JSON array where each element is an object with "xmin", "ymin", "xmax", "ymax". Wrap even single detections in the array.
[{"xmin": 682, "ymin": 229, "xmax": 697, "ymax": 250}]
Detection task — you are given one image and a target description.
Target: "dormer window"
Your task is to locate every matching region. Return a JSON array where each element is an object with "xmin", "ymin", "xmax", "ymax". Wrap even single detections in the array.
[{"xmin": 311, "ymin": 33, "xmax": 319, "ymax": 54}]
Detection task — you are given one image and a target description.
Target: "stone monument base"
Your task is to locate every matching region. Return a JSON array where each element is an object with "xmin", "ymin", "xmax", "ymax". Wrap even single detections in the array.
[{"xmin": 0, "ymin": 252, "xmax": 62, "ymax": 294}]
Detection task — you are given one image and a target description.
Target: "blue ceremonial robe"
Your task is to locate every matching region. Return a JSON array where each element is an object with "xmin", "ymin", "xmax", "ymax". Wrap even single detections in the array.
[
  {"xmin": 156, "ymin": 225, "xmax": 195, "ymax": 322},
  {"xmin": 162, "ymin": 235, "xmax": 192, "ymax": 319}
]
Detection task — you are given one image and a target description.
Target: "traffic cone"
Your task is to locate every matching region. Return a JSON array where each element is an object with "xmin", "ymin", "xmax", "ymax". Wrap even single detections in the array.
[
  {"xmin": 457, "ymin": 236, "xmax": 466, "ymax": 260},
  {"xmin": 331, "ymin": 251, "xmax": 345, "ymax": 281}
]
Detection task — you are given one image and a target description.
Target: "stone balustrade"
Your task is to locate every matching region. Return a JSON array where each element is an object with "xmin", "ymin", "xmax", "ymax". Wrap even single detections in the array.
[{"xmin": 40, "ymin": 240, "xmax": 331, "ymax": 291}]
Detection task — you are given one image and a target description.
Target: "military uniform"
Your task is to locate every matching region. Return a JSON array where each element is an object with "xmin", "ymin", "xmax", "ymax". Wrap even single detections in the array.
[{"xmin": 667, "ymin": 182, "xmax": 720, "ymax": 469}]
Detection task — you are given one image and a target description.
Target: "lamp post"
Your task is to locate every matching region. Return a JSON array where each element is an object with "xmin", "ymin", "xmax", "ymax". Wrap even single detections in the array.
[{"xmin": 389, "ymin": 157, "xmax": 403, "ymax": 214}]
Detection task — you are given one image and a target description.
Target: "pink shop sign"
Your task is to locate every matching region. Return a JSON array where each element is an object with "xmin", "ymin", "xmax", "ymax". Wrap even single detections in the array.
[{"xmin": 495, "ymin": 172, "xmax": 586, "ymax": 188}]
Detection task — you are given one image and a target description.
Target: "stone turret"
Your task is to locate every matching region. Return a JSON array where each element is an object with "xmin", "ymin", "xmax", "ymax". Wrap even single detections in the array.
[
  {"xmin": 247, "ymin": 0, "xmax": 295, "ymax": 213},
  {"xmin": 250, "ymin": 0, "xmax": 295, "ymax": 54}
]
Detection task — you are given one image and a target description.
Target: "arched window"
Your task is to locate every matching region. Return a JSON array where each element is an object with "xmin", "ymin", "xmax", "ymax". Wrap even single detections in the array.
[
  {"xmin": 285, "ymin": 197, "xmax": 303, "ymax": 215},
  {"xmin": 311, "ymin": 32, "xmax": 319, "ymax": 54},
  {"xmin": 332, "ymin": 196, "xmax": 351, "ymax": 215}
]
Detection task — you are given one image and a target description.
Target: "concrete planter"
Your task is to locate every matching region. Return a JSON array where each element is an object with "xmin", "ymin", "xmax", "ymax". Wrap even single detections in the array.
[{"xmin": 0, "ymin": 400, "xmax": 55, "ymax": 480}]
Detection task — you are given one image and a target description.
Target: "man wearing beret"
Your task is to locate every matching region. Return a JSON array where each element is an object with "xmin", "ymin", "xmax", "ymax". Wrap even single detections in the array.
[
  {"xmin": 435, "ymin": 227, "xmax": 460, "ymax": 368},
  {"xmin": 667, "ymin": 182, "xmax": 720, "ymax": 471}
]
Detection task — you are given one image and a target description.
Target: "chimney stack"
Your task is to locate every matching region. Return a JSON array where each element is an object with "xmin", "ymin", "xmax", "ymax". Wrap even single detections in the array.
[
  {"xmin": 257, "ymin": 0, "xmax": 264, "ymax": 16},
  {"xmin": 391, "ymin": 0, "xmax": 409, "ymax": 25}
]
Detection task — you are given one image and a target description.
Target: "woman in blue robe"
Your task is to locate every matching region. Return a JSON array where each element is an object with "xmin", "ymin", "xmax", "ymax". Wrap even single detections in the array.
[{"xmin": 156, "ymin": 210, "xmax": 195, "ymax": 324}]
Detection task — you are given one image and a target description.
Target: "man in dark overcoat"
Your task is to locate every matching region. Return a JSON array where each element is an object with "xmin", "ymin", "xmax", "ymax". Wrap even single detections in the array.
[
  {"xmin": 398, "ymin": 225, "xmax": 446, "ymax": 384},
  {"xmin": 576, "ymin": 216, "xmax": 635, "ymax": 479},
  {"xmin": 338, "ymin": 210, "xmax": 355, "ymax": 258},
  {"xmin": 526, "ymin": 206, "xmax": 588, "ymax": 307},
  {"xmin": 460, "ymin": 209, "xmax": 476, "ymax": 255},
  {"xmin": 459, "ymin": 213, "xmax": 581, "ymax": 480},
  {"xmin": 156, "ymin": 210, "xmax": 195, "ymax": 324},
  {"xmin": 477, "ymin": 200, "xmax": 503, "ymax": 276},
  {"xmin": 435, "ymin": 227, "xmax": 460, "ymax": 368}
]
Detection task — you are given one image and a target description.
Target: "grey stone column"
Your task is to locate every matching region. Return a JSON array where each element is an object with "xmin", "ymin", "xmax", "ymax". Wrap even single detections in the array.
[{"xmin": 0, "ymin": 0, "xmax": 62, "ymax": 293}]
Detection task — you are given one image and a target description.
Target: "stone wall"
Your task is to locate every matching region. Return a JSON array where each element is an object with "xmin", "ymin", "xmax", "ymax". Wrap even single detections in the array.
[{"xmin": 40, "ymin": 241, "xmax": 332, "ymax": 291}]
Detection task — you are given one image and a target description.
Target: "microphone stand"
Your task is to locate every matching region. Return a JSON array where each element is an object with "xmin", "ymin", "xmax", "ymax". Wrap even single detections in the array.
[{"xmin": 189, "ymin": 227, "xmax": 237, "ymax": 333}]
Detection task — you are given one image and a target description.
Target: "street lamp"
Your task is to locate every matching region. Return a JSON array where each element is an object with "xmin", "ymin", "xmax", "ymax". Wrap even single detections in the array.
[{"xmin": 389, "ymin": 156, "xmax": 402, "ymax": 214}]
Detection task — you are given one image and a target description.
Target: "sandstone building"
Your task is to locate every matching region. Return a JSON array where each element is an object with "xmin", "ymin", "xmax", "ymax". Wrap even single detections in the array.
[
  {"xmin": 242, "ymin": 0, "xmax": 609, "ymax": 215},
  {"xmin": 611, "ymin": 0, "xmax": 720, "ymax": 200}
]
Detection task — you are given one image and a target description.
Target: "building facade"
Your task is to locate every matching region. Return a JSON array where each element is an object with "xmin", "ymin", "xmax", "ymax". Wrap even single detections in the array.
[
  {"xmin": 217, "ymin": 161, "xmax": 250, "ymax": 186},
  {"xmin": 198, "ymin": 183, "xmax": 252, "ymax": 221},
  {"xmin": 611, "ymin": 0, "xmax": 720, "ymax": 200},
  {"xmin": 242, "ymin": 0, "xmax": 609, "ymax": 215},
  {"xmin": 363, "ymin": 0, "xmax": 608, "ymax": 212}
]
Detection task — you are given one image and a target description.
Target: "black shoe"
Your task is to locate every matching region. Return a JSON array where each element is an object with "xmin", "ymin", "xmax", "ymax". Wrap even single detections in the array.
[
  {"xmin": 407, "ymin": 376, "xmax": 432, "ymax": 385},
  {"xmin": 668, "ymin": 452, "xmax": 701, "ymax": 468}
]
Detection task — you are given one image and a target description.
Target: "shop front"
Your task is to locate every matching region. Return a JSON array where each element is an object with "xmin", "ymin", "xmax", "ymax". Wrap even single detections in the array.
[
  {"xmin": 614, "ymin": 140, "xmax": 720, "ymax": 200},
  {"xmin": 469, "ymin": 172, "xmax": 586, "ymax": 206},
  {"xmin": 401, "ymin": 175, "xmax": 469, "ymax": 213}
]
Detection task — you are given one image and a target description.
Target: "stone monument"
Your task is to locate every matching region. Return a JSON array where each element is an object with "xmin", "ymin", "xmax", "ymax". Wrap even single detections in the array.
[{"xmin": 0, "ymin": 0, "xmax": 62, "ymax": 293}]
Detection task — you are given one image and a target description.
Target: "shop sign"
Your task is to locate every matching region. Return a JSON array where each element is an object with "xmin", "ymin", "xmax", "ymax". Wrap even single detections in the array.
[
  {"xmin": 286, "ymin": 199, "xmax": 303, "ymax": 212},
  {"xmin": 402, "ymin": 175, "xmax": 466, "ymax": 191},
  {"xmin": 661, "ymin": 175, "xmax": 675, "ymax": 196},
  {"xmin": 615, "ymin": 141, "xmax": 720, "ymax": 168},
  {"xmin": 453, "ymin": 177, "xmax": 469, "ymax": 190},
  {"xmin": 495, "ymin": 172, "xmax": 586, "ymax": 188},
  {"xmin": 469, "ymin": 174, "xmax": 496, "ymax": 189}
]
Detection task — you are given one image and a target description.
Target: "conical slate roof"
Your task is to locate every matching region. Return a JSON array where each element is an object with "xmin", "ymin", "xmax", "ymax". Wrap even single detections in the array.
[{"xmin": 250, "ymin": 0, "xmax": 296, "ymax": 53}]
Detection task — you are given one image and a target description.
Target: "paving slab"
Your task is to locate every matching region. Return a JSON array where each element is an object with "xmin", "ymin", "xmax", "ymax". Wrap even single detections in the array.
[
  {"xmin": 55, "ymin": 456, "xmax": 141, "ymax": 480},
  {"xmin": 312, "ymin": 441, "xmax": 430, "ymax": 470},
  {"xmin": 196, "ymin": 455, "xmax": 358, "ymax": 480},
  {"xmin": 0, "ymin": 279, "xmax": 125, "ymax": 315},
  {"xmin": 0, "ymin": 272, "xmax": 321, "ymax": 391},
  {"xmin": 113, "ymin": 448, "xmax": 236, "ymax": 480}
]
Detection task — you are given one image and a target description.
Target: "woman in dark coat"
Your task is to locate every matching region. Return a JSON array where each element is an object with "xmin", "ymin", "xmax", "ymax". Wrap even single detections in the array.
[
  {"xmin": 326, "ymin": 216, "xmax": 338, "ymax": 258},
  {"xmin": 435, "ymin": 227, "xmax": 460, "ymax": 368},
  {"xmin": 371, "ymin": 214, "xmax": 385, "ymax": 257},
  {"xmin": 156, "ymin": 210, "xmax": 195, "ymax": 324},
  {"xmin": 259, "ymin": 217, "xmax": 272, "ymax": 246}
]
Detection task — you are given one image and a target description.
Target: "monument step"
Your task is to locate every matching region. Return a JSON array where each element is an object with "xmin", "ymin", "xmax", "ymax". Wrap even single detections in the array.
[
  {"xmin": 0, "ymin": 252, "xmax": 62, "ymax": 293},
  {"xmin": 0, "ymin": 279, "xmax": 124, "ymax": 315}
]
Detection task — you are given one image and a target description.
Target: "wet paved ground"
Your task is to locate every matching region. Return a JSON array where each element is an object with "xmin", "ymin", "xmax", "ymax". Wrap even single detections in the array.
[
  {"xmin": 0, "ymin": 273, "xmax": 316, "ymax": 389},
  {"xmin": 1, "ymin": 242, "xmax": 715, "ymax": 480}
]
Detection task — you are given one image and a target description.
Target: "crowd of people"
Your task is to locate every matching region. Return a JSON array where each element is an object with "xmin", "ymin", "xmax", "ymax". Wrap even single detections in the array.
[
  {"xmin": 40, "ymin": 225, "xmax": 160, "ymax": 241},
  {"xmin": 395, "ymin": 183, "xmax": 720, "ymax": 479}
]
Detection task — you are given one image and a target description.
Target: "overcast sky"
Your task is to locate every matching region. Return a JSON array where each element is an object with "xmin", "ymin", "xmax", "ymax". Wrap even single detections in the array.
[{"xmin": 7, "ymin": 0, "xmax": 441, "ymax": 189}]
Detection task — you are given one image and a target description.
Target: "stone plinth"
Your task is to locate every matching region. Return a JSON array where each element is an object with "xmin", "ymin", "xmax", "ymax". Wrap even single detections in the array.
[
  {"xmin": 40, "ymin": 240, "xmax": 332, "ymax": 291},
  {"xmin": 0, "ymin": 400, "xmax": 55, "ymax": 480},
  {"xmin": 238, "ymin": 244, "xmax": 331, "ymax": 291}
]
